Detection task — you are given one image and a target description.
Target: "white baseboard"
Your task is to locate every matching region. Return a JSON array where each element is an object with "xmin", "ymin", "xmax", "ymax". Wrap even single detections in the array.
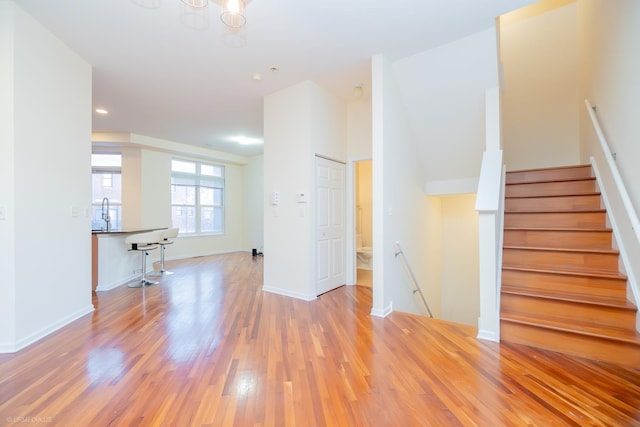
[
  {"xmin": 262, "ymin": 285, "xmax": 317, "ymax": 302},
  {"xmin": 1, "ymin": 304, "xmax": 95, "ymax": 354},
  {"xmin": 477, "ymin": 329, "xmax": 499, "ymax": 343},
  {"xmin": 0, "ymin": 342, "xmax": 16, "ymax": 353},
  {"xmin": 96, "ymin": 273, "xmax": 139, "ymax": 292},
  {"xmin": 371, "ymin": 301, "xmax": 393, "ymax": 317},
  {"xmin": 160, "ymin": 248, "xmax": 251, "ymax": 263}
]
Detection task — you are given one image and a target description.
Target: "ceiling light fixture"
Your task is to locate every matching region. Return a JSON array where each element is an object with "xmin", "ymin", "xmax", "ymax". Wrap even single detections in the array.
[
  {"xmin": 95, "ymin": 108, "xmax": 109, "ymax": 115},
  {"xmin": 230, "ymin": 136, "xmax": 262, "ymax": 145},
  {"xmin": 220, "ymin": 0, "xmax": 246, "ymax": 28}
]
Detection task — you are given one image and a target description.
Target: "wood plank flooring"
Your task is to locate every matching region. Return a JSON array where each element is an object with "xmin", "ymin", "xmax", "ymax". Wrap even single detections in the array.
[{"xmin": 1, "ymin": 252, "xmax": 640, "ymax": 426}]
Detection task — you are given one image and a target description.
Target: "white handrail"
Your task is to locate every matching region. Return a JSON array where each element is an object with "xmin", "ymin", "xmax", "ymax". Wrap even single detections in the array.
[
  {"xmin": 584, "ymin": 100, "xmax": 640, "ymax": 245},
  {"xmin": 393, "ymin": 242, "xmax": 433, "ymax": 318}
]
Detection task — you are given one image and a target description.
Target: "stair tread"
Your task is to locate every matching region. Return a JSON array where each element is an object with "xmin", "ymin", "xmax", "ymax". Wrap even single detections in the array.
[
  {"xmin": 505, "ymin": 227, "xmax": 612, "ymax": 232},
  {"xmin": 505, "ymin": 209, "xmax": 605, "ymax": 214},
  {"xmin": 504, "ymin": 245, "xmax": 619, "ymax": 255},
  {"xmin": 506, "ymin": 177, "xmax": 596, "ymax": 185},
  {"xmin": 501, "ymin": 312, "xmax": 640, "ymax": 344},
  {"xmin": 506, "ymin": 164, "xmax": 591, "ymax": 174},
  {"xmin": 505, "ymin": 209, "xmax": 606, "ymax": 213},
  {"xmin": 506, "ymin": 192, "xmax": 601, "ymax": 199},
  {"xmin": 501, "ymin": 285, "xmax": 636, "ymax": 309},
  {"xmin": 502, "ymin": 265, "xmax": 627, "ymax": 280}
]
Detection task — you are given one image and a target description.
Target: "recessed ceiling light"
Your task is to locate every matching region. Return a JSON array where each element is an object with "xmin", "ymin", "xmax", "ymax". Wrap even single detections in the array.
[{"xmin": 95, "ymin": 108, "xmax": 109, "ymax": 115}]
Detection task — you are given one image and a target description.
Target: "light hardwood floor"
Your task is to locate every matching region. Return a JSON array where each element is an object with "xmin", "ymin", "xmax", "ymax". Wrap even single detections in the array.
[
  {"xmin": 356, "ymin": 268, "xmax": 372, "ymax": 288},
  {"xmin": 1, "ymin": 252, "xmax": 639, "ymax": 426}
]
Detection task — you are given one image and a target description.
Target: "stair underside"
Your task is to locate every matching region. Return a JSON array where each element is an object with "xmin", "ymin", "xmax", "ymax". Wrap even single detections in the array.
[{"xmin": 501, "ymin": 165, "xmax": 640, "ymax": 366}]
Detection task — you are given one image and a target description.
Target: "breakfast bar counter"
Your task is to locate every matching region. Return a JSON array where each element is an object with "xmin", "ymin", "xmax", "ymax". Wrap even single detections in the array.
[{"xmin": 91, "ymin": 228, "xmax": 166, "ymax": 292}]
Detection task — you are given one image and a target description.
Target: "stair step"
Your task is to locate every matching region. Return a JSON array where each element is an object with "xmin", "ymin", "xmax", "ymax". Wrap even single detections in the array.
[
  {"xmin": 503, "ymin": 246, "xmax": 620, "ymax": 273},
  {"xmin": 501, "ymin": 164, "xmax": 638, "ymax": 365},
  {"xmin": 500, "ymin": 316, "xmax": 640, "ymax": 366},
  {"xmin": 503, "ymin": 228, "xmax": 612, "ymax": 249},
  {"xmin": 505, "ymin": 193, "xmax": 602, "ymax": 212},
  {"xmin": 501, "ymin": 288, "xmax": 636, "ymax": 330},
  {"xmin": 506, "ymin": 165, "xmax": 592, "ymax": 184},
  {"xmin": 502, "ymin": 285, "xmax": 633, "ymax": 308},
  {"xmin": 504, "ymin": 210, "xmax": 606, "ymax": 228},
  {"xmin": 506, "ymin": 179, "xmax": 596, "ymax": 198},
  {"xmin": 502, "ymin": 266, "xmax": 628, "ymax": 299}
]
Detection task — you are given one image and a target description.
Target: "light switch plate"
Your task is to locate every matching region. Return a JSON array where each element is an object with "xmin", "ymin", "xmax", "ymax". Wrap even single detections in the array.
[{"xmin": 0, "ymin": 205, "xmax": 6, "ymax": 220}]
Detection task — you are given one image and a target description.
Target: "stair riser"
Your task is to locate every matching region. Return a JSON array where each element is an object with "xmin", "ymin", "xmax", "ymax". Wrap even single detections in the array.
[
  {"xmin": 505, "ymin": 194, "xmax": 601, "ymax": 212},
  {"xmin": 500, "ymin": 321, "xmax": 640, "ymax": 366},
  {"xmin": 501, "ymin": 269, "xmax": 627, "ymax": 299},
  {"xmin": 506, "ymin": 166, "xmax": 593, "ymax": 184},
  {"xmin": 504, "ymin": 212, "xmax": 606, "ymax": 228},
  {"xmin": 501, "ymin": 294, "xmax": 636, "ymax": 330},
  {"xmin": 503, "ymin": 248, "xmax": 619, "ymax": 272},
  {"xmin": 506, "ymin": 180, "xmax": 596, "ymax": 198},
  {"xmin": 503, "ymin": 229, "xmax": 612, "ymax": 249}
]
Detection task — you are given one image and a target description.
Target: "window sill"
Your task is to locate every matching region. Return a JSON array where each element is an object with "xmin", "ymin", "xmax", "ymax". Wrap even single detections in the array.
[{"xmin": 178, "ymin": 232, "xmax": 225, "ymax": 238}]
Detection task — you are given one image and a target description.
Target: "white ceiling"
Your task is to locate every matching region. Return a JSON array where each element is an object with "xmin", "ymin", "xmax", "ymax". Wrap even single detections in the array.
[{"xmin": 13, "ymin": 0, "xmax": 535, "ymax": 157}]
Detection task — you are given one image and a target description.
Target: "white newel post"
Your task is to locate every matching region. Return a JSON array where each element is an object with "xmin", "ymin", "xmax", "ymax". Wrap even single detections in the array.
[{"xmin": 475, "ymin": 87, "xmax": 503, "ymax": 342}]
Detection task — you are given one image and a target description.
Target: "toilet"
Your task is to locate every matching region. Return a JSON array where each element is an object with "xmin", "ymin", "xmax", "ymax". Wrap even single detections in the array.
[{"xmin": 356, "ymin": 234, "xmax": 373, "ymax": 270}]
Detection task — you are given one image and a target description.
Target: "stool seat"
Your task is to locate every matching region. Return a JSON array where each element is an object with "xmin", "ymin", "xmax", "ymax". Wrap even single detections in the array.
[{"xmin": 126, "ymin": 230, "xmax": 165, "ymax": 288}]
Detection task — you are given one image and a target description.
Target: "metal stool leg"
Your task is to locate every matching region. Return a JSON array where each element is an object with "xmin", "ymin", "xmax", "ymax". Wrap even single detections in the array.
[
  {"xmin": 129, "ymin": 246, "xmax": 159, "ymax": 287},
  {"xmin": 159, "ymin": 244, "xmax": 174, "ymax": 275}
]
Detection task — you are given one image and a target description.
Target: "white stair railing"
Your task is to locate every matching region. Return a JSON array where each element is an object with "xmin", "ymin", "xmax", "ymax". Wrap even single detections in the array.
[{"xmin": 394, "ymin": 242, "xmax": 433, "ymax": 318}]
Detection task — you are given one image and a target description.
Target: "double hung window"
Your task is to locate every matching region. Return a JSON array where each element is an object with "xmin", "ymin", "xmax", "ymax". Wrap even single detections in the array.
[{"xmin": 171, "ymin": 159, "xmax": 225, "ymax": 234}]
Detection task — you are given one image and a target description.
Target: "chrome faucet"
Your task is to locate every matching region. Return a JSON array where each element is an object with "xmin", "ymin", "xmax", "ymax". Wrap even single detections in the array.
[{"xmin": 101, "ymin": 197, "xmax": 111, "ymax": 232}]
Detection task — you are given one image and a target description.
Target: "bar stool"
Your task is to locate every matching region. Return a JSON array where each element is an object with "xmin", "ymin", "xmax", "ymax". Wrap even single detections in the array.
[
  {"xmin": 156, "ymin": 227, "xmax": 179, "ymax": 275},
  {"xmin": 126, "ymin": 230, "xmax": 165, "ymax": 288}
]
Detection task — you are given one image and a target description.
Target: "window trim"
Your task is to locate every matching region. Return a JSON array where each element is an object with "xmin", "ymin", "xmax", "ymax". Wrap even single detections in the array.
[{"xmin": 171, "ymin": 158, "xmax": 225, "ymax": 236}]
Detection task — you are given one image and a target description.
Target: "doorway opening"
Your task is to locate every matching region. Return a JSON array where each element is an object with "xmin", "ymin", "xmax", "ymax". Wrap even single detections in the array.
[{"xmin": 355, "ymin": 160, "xmax": 372, "ymax": 288}]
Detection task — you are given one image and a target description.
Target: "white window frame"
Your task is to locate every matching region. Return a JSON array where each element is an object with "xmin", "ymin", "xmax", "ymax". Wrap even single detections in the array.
[{"xmin": 171, "ymin": 158, "xmax": 225, "ymax": 235}]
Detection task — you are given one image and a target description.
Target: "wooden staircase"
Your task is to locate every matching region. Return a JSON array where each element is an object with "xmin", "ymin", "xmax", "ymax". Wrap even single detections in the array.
[{"xmin": 500, "ymin": 164, "xmax": 640, "ymax": 366}]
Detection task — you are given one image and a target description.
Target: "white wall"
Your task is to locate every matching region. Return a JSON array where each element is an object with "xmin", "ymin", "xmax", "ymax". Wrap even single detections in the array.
[
  {"xmin": 372, "ymin": 54, "xmax": 430, "ymax": 316},
  {"xmin": 501, "ymin": 3, "xmax": 580, "ymax": 170},
  {"xmin": 394, "ymin": 29, "xmax": 499, "ymax": 182},
  {"xmin": 347, "ymin": 100, "xmax": 372, "ymax": 161},
  {"xmin": 263, "ymin": 81, "xmax": 346, "ymax": 300},
  {"xmin": 141, "ymin": 149, "xmax": 171, "ymax": 229},
  {"xmin": 245, "ymin": 155, "xmax": 264, "ymax": 252},
  {"xmin": 440, "ymin": 194, "xmax": 480, "ymax": 326},
  {"xmin": 121, "ymin": 147, "xmax": 143, "ymax": 229},
  {"xmin": 578, "ymin": 0, "xmax": 640, "ymax": 216},
  {"xmin": 0, "ymin": 1, "xmax": 17, "ymax": 349},
  {"xmin": 263, "ymin": 82, "xmax": 314, "ymax": 299},
  {"xmin": 1, "ymin": 2, "xmax": 93, "ymax": 351},
  {"xmin": 310, "ymin": 83, "xmax": 347, "ymax": 159}
]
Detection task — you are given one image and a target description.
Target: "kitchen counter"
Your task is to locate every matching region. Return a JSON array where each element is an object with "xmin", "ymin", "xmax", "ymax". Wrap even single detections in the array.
[
  {"xmin": 92, "ymin": 227, "xmax": 167, "ymax": 291},
  {"xmin": 92, "ymin": 227, "xmax": 165, "ymax": 235}
]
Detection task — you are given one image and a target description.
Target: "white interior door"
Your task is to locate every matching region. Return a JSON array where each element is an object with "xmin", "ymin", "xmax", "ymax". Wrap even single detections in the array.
[{"xmin": 316, "ymin": 156, "xmax": 346, "ymax": 295}]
